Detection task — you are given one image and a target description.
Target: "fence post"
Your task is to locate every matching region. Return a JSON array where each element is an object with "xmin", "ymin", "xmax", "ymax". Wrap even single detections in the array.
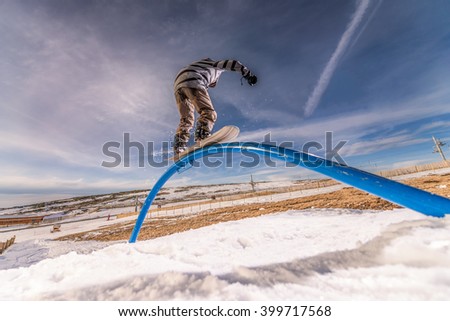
[{"xmin": 0, "ymin": 236, "xmax": 15, "ymax": 255}]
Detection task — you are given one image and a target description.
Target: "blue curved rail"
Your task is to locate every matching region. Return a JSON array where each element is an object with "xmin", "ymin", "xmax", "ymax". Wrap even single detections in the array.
[{"xmin": 129, "ymin": 142, "xmax": 450, "ymax": 242}]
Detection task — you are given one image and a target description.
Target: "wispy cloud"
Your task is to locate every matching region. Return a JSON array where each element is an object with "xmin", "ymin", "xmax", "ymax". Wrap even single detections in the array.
[
  {"xmin": 341, "ymin": 135, "xmax": 430, "ymax": 156},
  {"xmin": 0, "ymin": 2, "xmax": 176, "ymax": 135},
  {"xmin": 303, "ymin": 0, "xmax": 371, "ymax": 117},
  {"xmin": 0, "ymin": 175, "xmax": 147, "ymax": 194},
  {"xmin": 416, "ymin": 121, "xmax": 450, "ymax": 133},
  {"xmin": 244, "ymin": 85, "xmax": 450, "ymax": 140}
]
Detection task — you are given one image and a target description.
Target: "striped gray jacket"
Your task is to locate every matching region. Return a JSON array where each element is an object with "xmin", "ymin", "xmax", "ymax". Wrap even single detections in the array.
[{"xmin": 174, "ymin": 58, "xmax": 252, "ymax": 91}]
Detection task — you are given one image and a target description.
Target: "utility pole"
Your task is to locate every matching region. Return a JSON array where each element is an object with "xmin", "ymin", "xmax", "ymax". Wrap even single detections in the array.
[
  {"xmin": 250, "ymin": 175, "xmax": 256, "ymax": 192},
  {"xmin": 432, "ymin": 136, "xmax": 447, "ymax": 161}
]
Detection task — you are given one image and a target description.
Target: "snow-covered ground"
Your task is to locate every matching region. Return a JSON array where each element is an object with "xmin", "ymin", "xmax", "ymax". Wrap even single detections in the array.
[
  {"xmin": 1, "ymin": 208, "xmax": 449, "ymax": 300},
  {"xmin": 1, "ymin": 168, "xmax": 450, "ymax": 300}
]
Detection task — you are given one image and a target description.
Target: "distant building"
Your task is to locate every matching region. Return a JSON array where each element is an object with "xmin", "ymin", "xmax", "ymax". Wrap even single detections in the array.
[
  {"xmin": 0, "ymin": 215, "xmax": 46, "ymax": 226},
  {"xmin": 42, "ymin": 211, "xmax": 65, "ymax": 223},
  {"xmin": 0, "ymin": 211, "xmax": 65, "ymax": 227}
]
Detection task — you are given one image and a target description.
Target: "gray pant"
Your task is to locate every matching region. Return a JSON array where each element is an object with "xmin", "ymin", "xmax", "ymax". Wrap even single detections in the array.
[{"xmin": 175, "ymin": 87, "xmax": 217, "ymax": 143}]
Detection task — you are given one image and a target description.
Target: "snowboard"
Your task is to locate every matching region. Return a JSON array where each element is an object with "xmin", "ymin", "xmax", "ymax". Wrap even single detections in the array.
[{"xmin": 171, "ymin": 125, "xmax": 240, "ymax": 161}]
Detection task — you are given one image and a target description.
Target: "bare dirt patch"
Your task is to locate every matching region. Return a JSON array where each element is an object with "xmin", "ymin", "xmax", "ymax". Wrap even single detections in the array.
[{"xmin": 57, "ymin": 173, "xmax": 450, "ymax": 242}]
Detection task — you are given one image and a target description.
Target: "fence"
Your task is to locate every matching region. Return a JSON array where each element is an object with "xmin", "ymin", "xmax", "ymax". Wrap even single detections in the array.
[
  {"xmin": 0, "ymin": 235, "xmax": 16, "ymax": 255},
  {"xmin": 117, "ymin": 160, "xmax": 450, "ymax": 220},
  {"xmin": 143, "ymin": 179, "xmax": 340, "ymax": 218},
  {"xmin": 377, "ymin": 160, "xmax": 450, "ymax": 178}
]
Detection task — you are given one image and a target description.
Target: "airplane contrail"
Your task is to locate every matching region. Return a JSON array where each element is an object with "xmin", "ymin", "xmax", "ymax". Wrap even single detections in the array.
[{"xmin": 304, "ymin": 0, "xmax": 371, "ymax": 117}]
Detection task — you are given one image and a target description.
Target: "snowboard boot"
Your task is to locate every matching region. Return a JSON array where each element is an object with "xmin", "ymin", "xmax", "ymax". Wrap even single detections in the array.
[
  {"xmin": 173, "ymin": 133, "xmax": 188, "ymax": 155},
  {"xmin": 194, "ymin": 126, "xmax": 211, "ymax": 143}
]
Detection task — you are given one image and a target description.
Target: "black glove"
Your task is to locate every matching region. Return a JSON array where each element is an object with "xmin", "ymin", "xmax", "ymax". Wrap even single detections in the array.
[
  {"xmin": 247, "ymin": 74, "xmax": 257, "ymax": 86},
  {"xmin": 244, "ymin": 73, "xmax": 257, "ymax": 86}
]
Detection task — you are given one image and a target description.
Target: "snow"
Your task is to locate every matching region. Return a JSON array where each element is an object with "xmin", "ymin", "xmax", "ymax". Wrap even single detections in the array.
[
  {"xmin": 1, "ymin": 207, "xmax": 449, "ymax": 300},
  {"xmin": 1, "ymin": 168, "xmax": 450, "ymax": 300}
]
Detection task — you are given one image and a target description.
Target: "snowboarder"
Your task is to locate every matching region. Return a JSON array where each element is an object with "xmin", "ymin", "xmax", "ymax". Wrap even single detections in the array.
[{"xmin": 173, "ymin": 58, "xmax": 257, "ymax": 155}]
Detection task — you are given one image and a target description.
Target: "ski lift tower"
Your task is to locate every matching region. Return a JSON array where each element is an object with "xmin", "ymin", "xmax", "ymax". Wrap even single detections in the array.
[{"xmin": 432, "ymin": 136, "xmax": 447, "ymax": 161}]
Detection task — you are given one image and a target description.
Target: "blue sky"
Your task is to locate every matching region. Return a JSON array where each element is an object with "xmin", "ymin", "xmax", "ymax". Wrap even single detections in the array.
[{"xmin": 1, "ymin": 0, "xmax": 450, "ymax": 207}]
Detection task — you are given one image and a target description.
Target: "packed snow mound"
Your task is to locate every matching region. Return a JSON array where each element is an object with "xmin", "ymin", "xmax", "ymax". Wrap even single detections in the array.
[{"xmin": 1, "ymin": 208, "xmax": 449, "ymax": 300}]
